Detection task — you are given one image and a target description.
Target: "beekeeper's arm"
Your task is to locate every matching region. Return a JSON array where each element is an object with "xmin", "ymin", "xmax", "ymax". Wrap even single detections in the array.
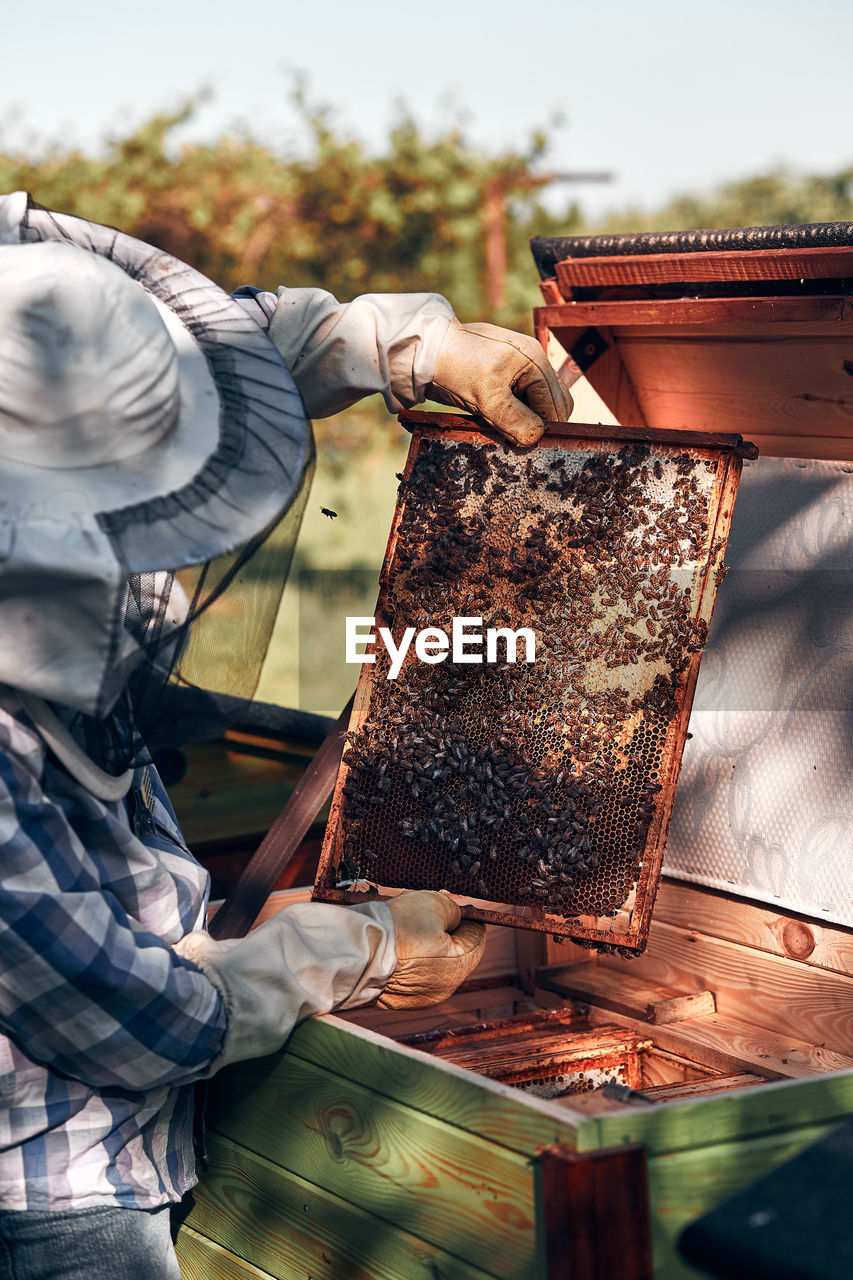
[
  {"xmin": 0, "ymin": 721, "xmax": 483, "ymax": 1088},
  {"xmin": 177, "ymin": 891, "xmax": 485, "ymax": 1069},
  {"xmin": 235, "ymin": 286, "xmax": 571, "ymax": 446}
]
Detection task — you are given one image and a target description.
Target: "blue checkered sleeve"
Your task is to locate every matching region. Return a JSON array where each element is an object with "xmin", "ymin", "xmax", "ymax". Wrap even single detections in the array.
[{"xmin": 0, "ymin": 726, "xmax": 227, "ymax": 1092}]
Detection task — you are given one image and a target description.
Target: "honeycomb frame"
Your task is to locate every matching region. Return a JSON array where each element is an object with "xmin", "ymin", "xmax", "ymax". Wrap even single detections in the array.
[{"xmin": 313, "ymin": 413, "xmax": 753, "ymax": 953}]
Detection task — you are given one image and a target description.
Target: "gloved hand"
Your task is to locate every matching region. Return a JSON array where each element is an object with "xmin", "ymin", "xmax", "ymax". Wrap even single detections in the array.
[
  {"xmin": 174, "ymin": 900, "xmax": 396, "ymax": 1074},
  {"xmin": 378, "ymin": 890, "xmax": 486, "ymax": 1009},
  {"xmin": 427, "ymin": 318, "xmax": 572, "ymax": 446}
]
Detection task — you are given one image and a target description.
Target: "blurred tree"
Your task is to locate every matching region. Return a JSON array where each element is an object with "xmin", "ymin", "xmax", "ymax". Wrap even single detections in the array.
[{"xmin": 0, "ymin": 88, "xmax": 581, "ymax": 333}]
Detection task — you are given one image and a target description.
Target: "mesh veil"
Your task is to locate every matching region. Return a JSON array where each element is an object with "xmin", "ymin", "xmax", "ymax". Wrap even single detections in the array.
[{"xmin": 62, "ymin": 439, "xmax": 314, "ymax": 774}]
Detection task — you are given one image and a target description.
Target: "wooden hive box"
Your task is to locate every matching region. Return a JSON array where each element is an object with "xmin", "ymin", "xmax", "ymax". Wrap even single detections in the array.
[{"xmin": 174, "ymin": 223, "xmax": 853, "ymax": 1280}]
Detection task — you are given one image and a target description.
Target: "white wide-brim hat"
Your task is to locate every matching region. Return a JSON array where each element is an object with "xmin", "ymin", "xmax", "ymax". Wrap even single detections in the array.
[{"xmin": 0, "ymin": 190, "xmax": 310, "ymax": 573}]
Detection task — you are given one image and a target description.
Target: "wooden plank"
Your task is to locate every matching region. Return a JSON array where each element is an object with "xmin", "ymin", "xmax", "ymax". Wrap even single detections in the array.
[
  {"xmin": 595, "ymin": 920, "xmax": 853, "ymax": 1053},
  {"xmin": 643, "ymin": 1073, "xmax": 764, "ymax": 1102},
  {"xmin": 189, "ymin": 1133, "xmax": 500, "ymax": 1280},
  {"xmin": 554, "ymin": 245, "xmax": 853, "ymax": 291},
  {"xmin": 612, "ymin": 331, "xmax": 853, "ymax": 446},
  {"xmin": 652, "ymin": 878, "xmax": 853, "ymax": 978},
  {"xmin": 207, "ymin": 1050, "xmax": 540, "ymax": 1278},
  {"xmin": 571, "ymin": 1066, "xmax": 853, "ymax": 1155},
  {"xmin": 400, "ymin": 1006, "xmax": 590, "ymax": 1052},
  {"xmin": 536, "ymin": 295, "xmax": 853, "ymax": 329},
  {"xmin": 648, "ymin": 991, "xmax": 716, "ymax": 1024},
  {"xmin": 283, "ymin": 1015, "xmax": 587, "ymax": 1151},
  {"xmin": 397, "ymin": 409, "xmax": 752, "ymax": 455},
  {"xmin": 537, "ymin": 1143, "xmax": 653, "ymax": 1280},
  {"xmin": 434, "ymin": 1025, "xmax": 650, "ymax": 1074},
  {"xmin": 717, "ymin": 432, "xmax": 853, "ymax": 461},
  {"xmin": 176, "ymin": 1225, "xmax": 278, "ymax": 1279},
  {"xmin": 641, "ymin": 1049, "xmax": 719, "ymax": 1089},
  {"xmin": 585, "ymin": 1000, "xmax": 853, "ymax": 1079},
  {"xmin": 539, "ymin": 967, "xmax": 853, "ymax": 1078},
  {"xmin": 533, "ymin": 961, "xmax": 697, "ymax": 1024}
]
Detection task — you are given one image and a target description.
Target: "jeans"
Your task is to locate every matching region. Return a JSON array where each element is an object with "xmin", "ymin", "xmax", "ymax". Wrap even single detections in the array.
[{"xmin": 0, "ymin": 1205, "xmax": 181, "ymax": 1280}]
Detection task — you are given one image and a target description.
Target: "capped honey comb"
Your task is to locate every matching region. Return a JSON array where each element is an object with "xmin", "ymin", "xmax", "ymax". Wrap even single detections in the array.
[{"xmin": 313, "ymin": 412, "xmax": 753, "ymax": 952}]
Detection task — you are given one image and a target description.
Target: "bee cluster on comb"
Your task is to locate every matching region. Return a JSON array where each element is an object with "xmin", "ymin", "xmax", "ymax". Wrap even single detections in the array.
[{"xmin": 315, "ymin": 418, "xmax": 744, "ymax": 951}]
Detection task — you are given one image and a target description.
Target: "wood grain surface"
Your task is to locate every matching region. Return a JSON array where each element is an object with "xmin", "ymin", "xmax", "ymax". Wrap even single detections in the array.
[
  {"xmin": 207, "ymin": 1052, "xmax": 539, "ymax": 1278},
  {"xmin": 280, "ymin": 1014, "xmax": 585, "ymax": 1150},
  {"xmin": 537, "ymin": 296, "xmax": 853, "ymax": 330},
  {"xmin": 554, "ymin": 246, "xmax": 853, "ymax": 290},
  {"xmin": 614, "ymin": 330, "xmax": 853, "ymax": 445},
  {"xmin": 187, "ymin": 1133, "xmax": 500, "ymax": 1280},
  {"xmin": 651, "ymin": 878, "xmax": 853, "ymax": 977},
  {"xmin": 596, "ymin": 920, "xmax": 853, "ymax": 1052},
  {"xmin": 571, "ymin": 1066, "xmax": 853, "ymax": 1155},
  {"xmin": 176, "ymin": 1225, "xmax": 277, "ymax": 1279}
]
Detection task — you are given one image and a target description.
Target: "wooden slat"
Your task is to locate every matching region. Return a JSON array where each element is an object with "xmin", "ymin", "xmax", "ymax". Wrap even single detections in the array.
[
  {"xmin": 533, "ymin": 961, "xmax": 700, "ymax": 1024},
  {"xmin": 719, "ymin": 432, "xmax": 853, "ymax": 461},
  {"xmin": 537, "ymin": 296, "xmax": 853, "ymax": 329},
  {"xmin": 554, "ymin": 246, "xmax": 853, "ymax": 291},
  {"xmin": 535, "ymin": 975, "xmax": 851, "ymax": 1079},
  {"xmin": 396, "ymin": 410, "xmax": 753, "ymax": 456},
  {"xmin": 647, "ymin": 991, "xmax": 716, "ymax": 1024},
  {"xmin": 642, "ymin": 1073, "xmax": 764, "ymax": 1102},
  {"xmin": 613, "ymin": 331, "xmax": 853, "ymax": 448},
  {"xmin": 176, "ymin": 1224, "xmax": 278, "ymax": 1280},
  {"xmin": 571, "ymin": 1067, "xmax": 853, "ymax": 1155},
  {"xmin": 188, "ymin": 1133, "xmax": 499, "ymax": 1280},
  {"xmin": 652, "ymin": 878, "xmax": 853, "ymax": 978},
  {"xmin": 597, "ymin": 920, "xmax": 853, "ymax": 1053},
  {"xmin": 586, "ymin": 1001, "xmax": 853, "ymax": 1079},
  {"xmin": 434, "ymin": 1025, "xmax": 650, "ymax": 1076},
  {"xmin": 282, "ymin": 1015, "xmax": 586, "ymax": 1151},
  {"xmin": 207, "ymin": 1051, "xmax": 540, "ymax": 1278}
]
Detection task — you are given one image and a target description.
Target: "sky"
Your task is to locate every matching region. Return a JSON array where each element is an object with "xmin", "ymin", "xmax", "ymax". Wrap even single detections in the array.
[{"xmin": 4, "ymin": 0, "xmax": 853, "ymax": 222}]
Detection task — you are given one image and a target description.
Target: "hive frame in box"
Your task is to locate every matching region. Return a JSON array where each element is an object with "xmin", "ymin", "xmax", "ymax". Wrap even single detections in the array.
[{"xmin": 313, "ymin": 411, "xmax": 755, "ymax": 952}]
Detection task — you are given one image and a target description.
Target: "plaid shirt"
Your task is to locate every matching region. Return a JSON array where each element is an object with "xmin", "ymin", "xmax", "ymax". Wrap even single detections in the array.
[{"xmin": 0, "ymin": 689, "xmax": 227, "ymax": 1210}]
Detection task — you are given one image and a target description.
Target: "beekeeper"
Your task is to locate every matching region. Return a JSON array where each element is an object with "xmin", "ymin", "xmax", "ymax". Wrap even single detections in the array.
[{"xmin": 0, "ymin": 191, "xmax": 570, "ymax": 1279}]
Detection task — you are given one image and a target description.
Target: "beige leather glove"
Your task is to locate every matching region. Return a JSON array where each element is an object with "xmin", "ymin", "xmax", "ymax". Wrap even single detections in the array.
[
  {"xmin": 428, "ymin": 318, "xmax": 572, "ymax": 446},
  {"xmin": 378, "ymin": 890, "xmax": 486, "ymax": 1010}
]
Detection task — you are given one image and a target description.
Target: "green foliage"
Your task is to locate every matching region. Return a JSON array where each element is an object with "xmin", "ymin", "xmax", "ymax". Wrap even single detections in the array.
[{"xmin": 0, "ymin": 89, "xmax": 579, "ymax": 333}]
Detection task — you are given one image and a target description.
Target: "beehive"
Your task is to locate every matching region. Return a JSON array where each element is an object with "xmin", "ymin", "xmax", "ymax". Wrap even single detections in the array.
[{"xmin": 313, "ymin": 412, "xmax": 753, "ymax": 950}]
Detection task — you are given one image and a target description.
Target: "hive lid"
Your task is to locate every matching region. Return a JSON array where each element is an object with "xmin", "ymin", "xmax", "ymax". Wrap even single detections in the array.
[
  {"xmin": 313, "ymin": 412, "xmax": 749, "ymax": 953},
  {"xmin": 531, "ymin": 226, "xmax": 853, "ymax": 462}
]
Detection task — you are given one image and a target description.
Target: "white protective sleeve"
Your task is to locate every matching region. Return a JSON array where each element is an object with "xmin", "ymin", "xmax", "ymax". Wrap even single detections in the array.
[
  {"xmin": 175, "ymin": 899, "xmax": 396, "ymax": 1073},
  {"xmin": 265, "ymin": 288, "xmax": 455, "ymax": 418}
]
